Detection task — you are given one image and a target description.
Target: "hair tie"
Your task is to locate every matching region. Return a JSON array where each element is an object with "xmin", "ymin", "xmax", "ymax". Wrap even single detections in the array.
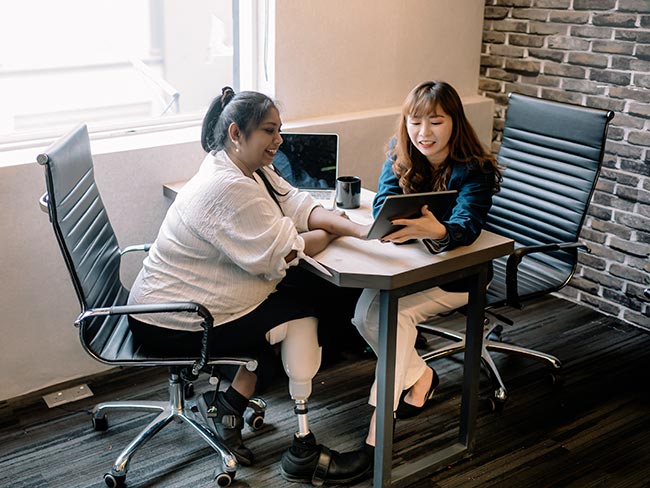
[{"xmin": 220, "ymin": 86, "xmax": 235, "ymax": 110}]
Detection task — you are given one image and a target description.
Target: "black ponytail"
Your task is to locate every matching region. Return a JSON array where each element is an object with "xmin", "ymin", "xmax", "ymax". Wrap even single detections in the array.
[
  {"xmin": 201, "ymin": 86, "xmax": 235, "ymax": 152},
  {"xmin": 200, "ymin": 87, "xmax": 276, "ymax": 154}
]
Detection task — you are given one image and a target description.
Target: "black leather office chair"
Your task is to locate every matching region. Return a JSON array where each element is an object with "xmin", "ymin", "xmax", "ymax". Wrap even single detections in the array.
[
  {"xmin": 37, "ymin": 123, "xmax": 265, "ymax": 487},
  {"xmin": 417, "ymin": 93, "xmax": 615, "ymax": 409}
]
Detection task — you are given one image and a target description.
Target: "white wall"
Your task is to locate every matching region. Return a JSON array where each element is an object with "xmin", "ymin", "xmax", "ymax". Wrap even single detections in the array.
[
  {"xmin": 0, "ymin": 0, "xmax": 490, "ymax": 402},
  {"xmin": 274, "ymin": 0, "xmax": 485, "ymax": 121}
]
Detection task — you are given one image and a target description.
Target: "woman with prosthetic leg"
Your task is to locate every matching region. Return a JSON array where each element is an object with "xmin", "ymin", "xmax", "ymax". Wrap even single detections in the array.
[{"xmin": 128, "ymin": 87, "xmax": 371, "ymax": 485}]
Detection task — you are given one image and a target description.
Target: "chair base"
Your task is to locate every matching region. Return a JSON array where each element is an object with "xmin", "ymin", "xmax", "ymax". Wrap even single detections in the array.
[
  {"xmin": 92, "ymin": 367, "xmax": 239, "ymax": 487},
  {"xmin": 417, "ymin": 319, "xmax": 562, "ymax": 406}
]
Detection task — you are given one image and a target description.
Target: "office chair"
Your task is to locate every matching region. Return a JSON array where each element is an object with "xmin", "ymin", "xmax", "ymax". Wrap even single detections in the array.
[
  {"xmin": 417, "ymin": 93, "xmax": 615, "ymax": 410},
  {"xmin": 37, "ymin": 123, "xmax": 269, "ymax": 487},
  {"xmin": 39, "ymin": 123, "xmax": 326, "ymax": 487}
]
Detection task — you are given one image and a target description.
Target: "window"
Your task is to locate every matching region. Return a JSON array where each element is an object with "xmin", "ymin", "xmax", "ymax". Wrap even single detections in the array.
[{"xmin": 0, "ymin": 0, "xmax": 265, "ymax": 147}]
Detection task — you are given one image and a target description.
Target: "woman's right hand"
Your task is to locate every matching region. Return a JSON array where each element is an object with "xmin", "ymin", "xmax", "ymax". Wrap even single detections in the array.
[
  {"xmin": 308, "ymin": 206, "xmax": 368, "ymax": 240},
  {"xmin": 383, "ymin": 205, "xmax": 446, "ymax": 243},
  {"xmin": 356, "ymin": 223, "xmax": 372, "ymax": 240}
]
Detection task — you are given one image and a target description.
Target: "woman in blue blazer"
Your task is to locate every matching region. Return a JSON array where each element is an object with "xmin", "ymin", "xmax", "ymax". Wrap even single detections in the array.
[{"xmin": 353, "ymin": 80, "xmax": 502, "ymax": 451}]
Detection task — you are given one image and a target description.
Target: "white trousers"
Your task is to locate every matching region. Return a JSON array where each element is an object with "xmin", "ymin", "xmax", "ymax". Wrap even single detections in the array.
[{"xmin": 352, "ymin": 286, "xmax": 468, "ymax": 409}]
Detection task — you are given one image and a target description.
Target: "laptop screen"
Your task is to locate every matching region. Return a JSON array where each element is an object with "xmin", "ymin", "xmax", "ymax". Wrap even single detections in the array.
[{"xmin": 273, "ymin": 133, "xmax": 338, "ymax": 190}]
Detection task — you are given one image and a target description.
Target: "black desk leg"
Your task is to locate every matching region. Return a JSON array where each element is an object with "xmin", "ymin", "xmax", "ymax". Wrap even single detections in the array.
[
  {"xmin": 374, "ymin": 289, "xmax": 399, "ymax": 487},
  {"xmin": 458, "ymin": 265, "xmax": 488, "ymax": 448}
]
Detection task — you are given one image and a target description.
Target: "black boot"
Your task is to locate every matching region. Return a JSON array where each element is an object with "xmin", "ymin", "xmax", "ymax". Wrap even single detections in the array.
[
  {"xmin": 280, "ymin": 432, "xmax": 372, "ymax": 486},
  {"xmin": 197, "ymin": 391, "xmax": 255, "ymax": 466}
]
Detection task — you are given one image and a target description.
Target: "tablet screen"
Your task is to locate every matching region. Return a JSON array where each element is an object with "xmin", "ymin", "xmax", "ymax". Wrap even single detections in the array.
[{"xmin": 366, "ymin": 190, "xmax": 458, "ymax": 240}]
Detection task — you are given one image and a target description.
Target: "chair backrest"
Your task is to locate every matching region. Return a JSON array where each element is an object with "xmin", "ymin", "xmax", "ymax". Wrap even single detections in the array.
[
  {"xmin": 38, "ymin": 124, "xmax": 129, "ymax": 353},
  {"xmin": 486, "ymin": 93, "xmax": 614, "ymax": 304}
]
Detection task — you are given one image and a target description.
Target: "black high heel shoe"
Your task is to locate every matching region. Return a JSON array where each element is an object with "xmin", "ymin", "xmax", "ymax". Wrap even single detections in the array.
[{"xmin": 395, "ymin": 367, "xmax": 439, "ymax": 420}]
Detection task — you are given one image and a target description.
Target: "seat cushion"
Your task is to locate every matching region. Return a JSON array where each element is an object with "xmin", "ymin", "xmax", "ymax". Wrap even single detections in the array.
[{"xmin": 83, "ymin": 314, "xmax": 198, "ymax": 365}]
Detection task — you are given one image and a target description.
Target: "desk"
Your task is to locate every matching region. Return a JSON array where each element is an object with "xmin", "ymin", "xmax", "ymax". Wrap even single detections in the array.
[
  {"xmin": 163, "ymin": 182, "xmax": 513, "ymax": 486},
  {"xmin": 163, "ymin": 180, "xmax": 186, "ymax": 200},
  {"xmin": 307, "ymin": 190, "xmax": 513, "ymax": 487}
]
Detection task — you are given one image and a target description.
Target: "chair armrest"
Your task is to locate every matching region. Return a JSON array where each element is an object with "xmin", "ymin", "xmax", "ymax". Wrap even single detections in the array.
[
  {"xmin": 75, "ymin": 301, "xmax": 214, "ymax": 375},
  {"xmin": 39, "ymin": 192, "xmax": 50, "ymax": 214},
  {"xmin": 505, "ymin": 241, "xmax": 589, "ymax": 309},
  {"xmin": 120, "ymin": 244, "xmax": 152, "ymax": 255}
]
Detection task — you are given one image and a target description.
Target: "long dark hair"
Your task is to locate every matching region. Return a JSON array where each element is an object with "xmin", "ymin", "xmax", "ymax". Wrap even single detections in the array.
[
  {"xmin": 392, "ymin": 81, "xmax": 502, "ymax": 193},
  {"xmin": 200, "ymin": 87, "xmax": 287, "ymax": 206}
]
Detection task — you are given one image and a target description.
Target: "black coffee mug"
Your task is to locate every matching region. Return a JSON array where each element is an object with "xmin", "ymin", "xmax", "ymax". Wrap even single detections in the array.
[{"xmin": 336, "ymin": 176, "xmax": 361, "ymax": 209}]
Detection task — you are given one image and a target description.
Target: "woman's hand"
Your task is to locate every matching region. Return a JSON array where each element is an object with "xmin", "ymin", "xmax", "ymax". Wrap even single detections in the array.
[
  {"xmin": 308, "ymin": 206, "xmax": 368, "ymax": 240},
  {"xmin": 381, "ymin": 205, "xmax": 447, "ymax": 243},
  {"xmin": 329, "ymin": 208, "xmax": 350, "ymax": 220},
  {"xmin": 356, "ymin": 223, "xmax": 372, "ymax": 239}
]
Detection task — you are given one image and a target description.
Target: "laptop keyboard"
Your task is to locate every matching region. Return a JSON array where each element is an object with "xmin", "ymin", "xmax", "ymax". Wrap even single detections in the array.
[{"xmin": 307, "ymin": 189, "xmax": 334, "ymax": 200}]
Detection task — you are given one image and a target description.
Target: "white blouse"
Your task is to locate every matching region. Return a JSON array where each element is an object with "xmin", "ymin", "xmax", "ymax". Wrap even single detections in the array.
[{"xmin": 128, "ymin": 150, "xmax": 320, "ymax": 331}]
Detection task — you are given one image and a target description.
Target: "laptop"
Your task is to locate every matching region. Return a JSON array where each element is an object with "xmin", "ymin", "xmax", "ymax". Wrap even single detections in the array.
[{"xmin": 273, "ymin": 132, "xmax": 338, "ymax": 208}]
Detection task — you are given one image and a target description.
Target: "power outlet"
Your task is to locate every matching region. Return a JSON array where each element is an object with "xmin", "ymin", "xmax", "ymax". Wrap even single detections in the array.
[{"xmin": 43, "ymin": 384, "xmax": 94, "ymax": 408}]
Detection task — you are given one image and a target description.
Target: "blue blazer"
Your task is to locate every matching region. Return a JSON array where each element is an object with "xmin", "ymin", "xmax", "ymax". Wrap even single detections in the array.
[{"xmin": 373, "ymin": 151, "xmax": 495, "ymax": 251}]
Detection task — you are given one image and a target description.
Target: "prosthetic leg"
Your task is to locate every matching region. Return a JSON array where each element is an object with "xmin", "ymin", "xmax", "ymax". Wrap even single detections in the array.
[
  {"xmin": 270, "ymin": 318, "xmax": 372, "ymax": 486},
  {"xmin": 267, "ymin": 317, "xmax": 321, "ymax": 437}
]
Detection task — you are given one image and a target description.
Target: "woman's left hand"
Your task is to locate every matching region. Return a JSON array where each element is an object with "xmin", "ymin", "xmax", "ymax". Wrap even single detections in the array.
[{"xmin": 382, "ymin": 205, "xmax": 446, "ymax": 243}]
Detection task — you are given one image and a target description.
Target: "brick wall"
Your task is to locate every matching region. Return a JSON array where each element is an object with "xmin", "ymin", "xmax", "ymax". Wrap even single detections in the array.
[{"xmin": 480, "ymin": 0, "xmax": 650, "ymax": 329}]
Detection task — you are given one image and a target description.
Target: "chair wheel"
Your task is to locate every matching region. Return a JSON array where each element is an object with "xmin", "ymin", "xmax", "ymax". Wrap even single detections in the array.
[
  {"xmin": 493, "ymin": 398, "xmax": 506, "ymax": 413},
  {"xmin": 487, "ymin": 331, "xmax": 503, "ymax": 342},
  {"xmin": 487, "ymin": 324, "xmax": 503, "ymax": 341},
  {"xmin": 244, "ymin": 410, "xmax": 264, "ymax": 430},
  {"xmin": 494, "ymin": 387, "xmax": 508, "ymax": 403},
  {"xmin": 93, "ymin": 415, "xmax": 108, "ymax": 431},
  {"xmin": 484, "ymin": 396, "xmax": 506, "ymax": 413},
  {"xmin": 104, "ymin": 473, "xmax": 126, "ymax": 488},
  {"xmin": 214, "ymin": 471, "xmax": 233, "ymax": 487},
  {"xmin": 245, "ymin": 397, "xmax": 267, "ymax": 430},
  {"xmin": 548, "ymin": 371, "xmax": 564, "ymax": 387}
]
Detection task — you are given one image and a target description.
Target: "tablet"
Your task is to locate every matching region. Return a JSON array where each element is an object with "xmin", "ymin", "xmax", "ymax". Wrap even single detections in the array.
[{"xmin": 366, "ymin": 190, "xmax": 458, "ymax": 240}]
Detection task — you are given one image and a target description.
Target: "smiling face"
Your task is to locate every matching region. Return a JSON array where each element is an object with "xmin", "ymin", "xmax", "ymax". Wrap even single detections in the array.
[
  {"xmin": 406, "ymin": 106, "xmax": 453, "ymax": 167},
  {"xmin": 229, "ymin": 106, "xmax": 283, "ymax": 176}
]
